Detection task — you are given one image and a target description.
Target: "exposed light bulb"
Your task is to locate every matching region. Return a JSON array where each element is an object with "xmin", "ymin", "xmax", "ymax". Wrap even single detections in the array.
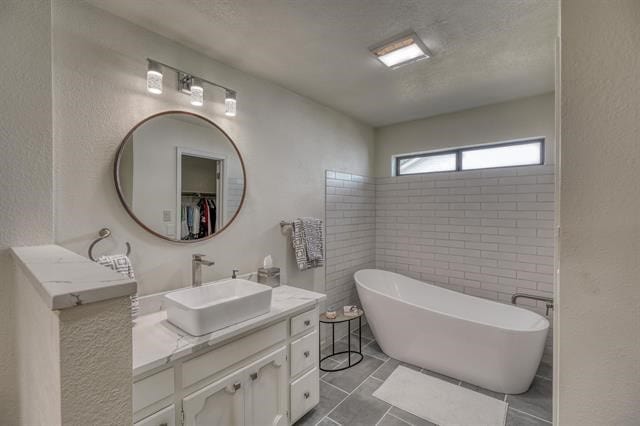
[
  {"xmin": 225, "ymin": 90, "xmax": 237, "ymax": 117},
  {"xmin": 190, "ymin": 78, "xmax": 204, "ymax": 106},
  {"xmin": 146, "ymin": 61, "xmax": 163, "ymax": 94}
]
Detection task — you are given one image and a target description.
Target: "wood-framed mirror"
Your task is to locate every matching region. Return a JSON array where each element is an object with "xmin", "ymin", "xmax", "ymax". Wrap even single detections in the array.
[{"xmin": 114, "ymin": 111, "xmax": 246, "ymax": 242}]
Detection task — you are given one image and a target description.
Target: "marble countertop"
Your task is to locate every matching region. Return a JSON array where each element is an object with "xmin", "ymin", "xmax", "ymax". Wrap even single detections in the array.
[
  {"xmin": 10, "ymin": 245, "xmax": 137, "ymax": 310},
  {"xmin": 133, "ymin": 285, "xmax": 326, "ymax": 378}
]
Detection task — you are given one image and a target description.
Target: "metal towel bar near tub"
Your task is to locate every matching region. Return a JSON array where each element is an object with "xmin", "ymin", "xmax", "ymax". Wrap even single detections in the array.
[
  {"xmin": 511, "ymin": 293, "xmax": 554, "ymax": 316},
  {"xmin": 88, "ymin": 228, "xmax": 131, "ymax": 261}
]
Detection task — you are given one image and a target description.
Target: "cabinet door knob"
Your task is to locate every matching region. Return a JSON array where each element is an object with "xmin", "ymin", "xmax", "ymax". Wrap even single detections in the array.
[
  {"xmin": 304, "ymin": 350, "xmax": 310, "ymax": 358},
  {"xmin": 225, "ymin": 382, "xmax": 242, "ymax": 394},
  {"xmin": 250, "ymin": 372, "xmax": 258, "ymax": 381},
  {"xmin": 304, "ymin": 319, "xmax": 311, "ymax": 326},
  {"xmin": 304, "ymin": 391, "xmax": 310, "ymax": 399}
]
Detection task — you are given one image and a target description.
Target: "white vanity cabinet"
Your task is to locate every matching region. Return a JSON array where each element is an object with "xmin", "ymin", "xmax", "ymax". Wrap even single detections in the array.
[
  {"xmin": 183, "ymin": 347, "xmax": 288, "ymax": 426},
  {"xmin": 134, "ymin": 405, "xmax": 176, "ymax": 426},
  {"xmin": 133, "ymin": 305, "xmax": 320, "ymax": 426},
  {"xmin": 183, "ymin": 365, "xmax": 246, "ymax": 426}
]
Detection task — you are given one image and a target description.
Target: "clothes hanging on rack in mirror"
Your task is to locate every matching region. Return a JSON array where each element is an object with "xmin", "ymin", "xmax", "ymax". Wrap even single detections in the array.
[{"xmin": 181, "ymin": 194, "xmax": 217, "ymax": 240}]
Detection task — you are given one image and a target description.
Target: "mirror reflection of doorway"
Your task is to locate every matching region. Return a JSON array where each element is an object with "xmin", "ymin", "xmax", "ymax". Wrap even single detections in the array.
[{"xmin": 177, "ymin": 149, "xmax": 225, "ymax": 240}]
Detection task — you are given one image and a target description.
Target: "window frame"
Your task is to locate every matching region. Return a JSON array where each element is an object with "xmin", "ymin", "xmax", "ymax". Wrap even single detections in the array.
[{"xmin": 394, "ymin": 138, "xmax": 545, "ymax": 177}]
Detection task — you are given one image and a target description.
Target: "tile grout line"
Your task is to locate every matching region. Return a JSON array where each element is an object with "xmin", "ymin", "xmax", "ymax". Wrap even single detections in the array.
[
  {"xmin": 386, "ymin": 412, "xmax": 414, "ymax": 426},
  {"xmin": 324, "ymin": 357, "xmax": 392, "ymax": 421},
  {"xmin": 361, "ymin": 352, "xmax": 388, "ymax": 363},
  {"xmin": 322, "ymin": 392, "xmax": 352, "ymax": 424},
  {"xmin": 320, "ymin": 378, "xmax": 350, "ymax": 395},
  {"xmin": 535, "ymin": 374, "xmax": 552, "ymax": 381},
  {"xmin": 374, "ymin": 406, "xmax": 393, "ymax": 426},
  {"xmin": 315, "ymin": 416, "xmax": 341, "ymax": 426},
  {"xmin": 508, "ymin": 407, "xmax": 552, "ymax": 424}
]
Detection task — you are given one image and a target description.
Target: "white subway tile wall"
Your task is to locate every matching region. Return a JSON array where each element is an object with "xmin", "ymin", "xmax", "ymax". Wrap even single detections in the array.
[
  {"xmin": 226, "ymin": 177, "xmax": 245, "ymax": 220},
  {"xmin": 325, "ymin": 170, "xmax": 376, "ymax": 312},
  {"xmin": 375, "ymin": 165, "xmax": 555, "ymax": 312},
  {"xmin": 324, "ymin": 165, "xmax": 555, "ymax": 316}
]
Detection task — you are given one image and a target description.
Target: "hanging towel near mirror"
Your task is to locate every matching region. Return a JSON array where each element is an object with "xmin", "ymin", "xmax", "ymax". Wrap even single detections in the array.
[
  {"xmin": 291, "ymin": 218, "xmax": 324, "ymax": 270},
  {"xmin": 97, "ymin": 254, "xmax": 139, "ymax": 318}
]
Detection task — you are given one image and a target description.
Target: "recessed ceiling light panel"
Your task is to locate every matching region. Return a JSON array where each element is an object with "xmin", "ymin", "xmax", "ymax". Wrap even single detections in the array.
[{"xmin": 370, "ymin": 32, "xmax": 431, "ymax": 69}]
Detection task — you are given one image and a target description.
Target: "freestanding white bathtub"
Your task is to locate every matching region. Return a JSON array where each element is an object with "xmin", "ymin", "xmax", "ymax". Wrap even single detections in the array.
[{"xmin": 355, "ymin": 269, "xmax": 549, "ymax": 394}]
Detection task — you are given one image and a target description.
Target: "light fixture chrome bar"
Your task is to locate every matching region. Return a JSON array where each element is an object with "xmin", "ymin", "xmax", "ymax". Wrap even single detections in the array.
[{"xmin": 147, "ymin": 58, "xmax": 234, "ymax": 93}]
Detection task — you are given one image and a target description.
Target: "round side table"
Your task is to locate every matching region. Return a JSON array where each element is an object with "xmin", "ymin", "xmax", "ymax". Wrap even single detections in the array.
[{"xmin": 319, "ymin": 309, "xmax": 364, "ymax": 372}]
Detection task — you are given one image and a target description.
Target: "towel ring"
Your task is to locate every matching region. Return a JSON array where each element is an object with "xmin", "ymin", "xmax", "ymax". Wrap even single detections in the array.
[
  {"xmin": 88, "ymin": 228, "xmax": 131, "ymax": 261},
  {"xmin": 280, "ymin": 220, "xmax": 293, "ymax": 234}
]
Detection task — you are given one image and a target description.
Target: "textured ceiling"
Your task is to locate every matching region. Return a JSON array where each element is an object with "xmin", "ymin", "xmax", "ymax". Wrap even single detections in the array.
[{"xmin": 87, "ymin": 0, "xmax": 557, "ymax": 126}]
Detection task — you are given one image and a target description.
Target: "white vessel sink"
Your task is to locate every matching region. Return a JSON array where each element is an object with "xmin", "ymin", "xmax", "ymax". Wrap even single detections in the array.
[{"xmin": 164, "ymin": 279, "xmax": 272, "ymax": 336}]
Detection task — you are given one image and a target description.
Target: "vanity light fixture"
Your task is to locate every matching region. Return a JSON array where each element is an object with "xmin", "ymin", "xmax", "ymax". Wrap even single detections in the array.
[
  {"xmin": 146, "ymin": 60, "xmax": 163, "ymax": 94},
  {"xmin": 225, "ymin": 90, "xmax": 237, "ymax": 117},
  {"xmin": 190, "ymin": 78, "xmax": 204, "ymax": 106},
  {"xmin": 370, "ymin": 31, "xmax": 431, "ymax": 69},
  {"xmin": 145, "ymin": 58, "xmax": 237, "ymax": 115}
]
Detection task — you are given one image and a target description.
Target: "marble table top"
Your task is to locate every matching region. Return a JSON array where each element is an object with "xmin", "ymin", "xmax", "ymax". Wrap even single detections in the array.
[
  {"xmin": 133, "ymin": 285, "xmax": 326, "ymax": 378},
  {"xmin": 11, "ymin": 244, "xmax": 137, "ymax": 310}
]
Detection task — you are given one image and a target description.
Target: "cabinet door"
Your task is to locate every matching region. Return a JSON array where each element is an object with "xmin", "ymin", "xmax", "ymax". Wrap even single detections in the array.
[
  {"xmin": 134, "ymin": 405, "xmax": 175, "ymax": 426},
  {"xmin": 182, "ymin": 369, "xmax": 245, "ymax": 426},
  {"xmin": 246, "ymin": 347, "xmax": 288, "ymax": 426}
]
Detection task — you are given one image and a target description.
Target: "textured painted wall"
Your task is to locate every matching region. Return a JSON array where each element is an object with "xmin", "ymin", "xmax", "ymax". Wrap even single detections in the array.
[
  {"xmin": 374, "ymin": 93, "xmax": 555, "ymax": 177},
  {"xmin": 59, "ymin": 297, "xmax": 132, "ymax": 426},
  {"xmin": 13, "ymin": 256, "xmax": 132, "ymax": 426},
  {"xmin": 14, "ymin": 262, "xmax": 62, "ymax": 425},
  {"xmin": 0, "ymin": 0, "xmax": 53, "ymax": 422},
  {"xmin": 52, "ymin": 0, "xmax": 375, "ymax": 297},
  {"xmin": 559, "ymin": 1, "xmax": 640, "ymax": 424}
]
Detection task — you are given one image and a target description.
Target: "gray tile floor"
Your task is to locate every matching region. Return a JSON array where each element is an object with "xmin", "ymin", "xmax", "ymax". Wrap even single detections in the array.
[{"xmin": 295, "ymin": 325, "xmax": 553, "ymax": 426}]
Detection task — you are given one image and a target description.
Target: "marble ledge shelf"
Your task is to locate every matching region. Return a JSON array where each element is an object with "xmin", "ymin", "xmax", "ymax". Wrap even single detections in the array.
[{"xmin": 10, "ymin": 244, "xmax": 137, "ymax": 310}]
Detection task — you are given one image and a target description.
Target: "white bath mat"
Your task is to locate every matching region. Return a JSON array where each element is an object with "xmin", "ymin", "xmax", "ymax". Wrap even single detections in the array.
[{"xmin": 373, "ymin": 366, "xmax": 507, "ymax": 426}]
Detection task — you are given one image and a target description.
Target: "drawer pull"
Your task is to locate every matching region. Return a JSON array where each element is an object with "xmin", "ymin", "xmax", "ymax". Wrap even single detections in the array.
[
  {"xmin": 250, "ymin": 372, "xmax": 258, "ymax": 381},
  {"xmin": 304, "ymin": 391, "xmax": 310, "ymax": 399},
  {"xmin": 304, "ymin": 319, "xmax": 311, "ymax": 326},
  {"xmin": 304, "ymin": 350, "xmax": 310, "ymax": 358},
  {"xmin": 159, "ymin": 423, "xmax": 168, "ymax": 426},
  {"xmin": 225, "ymin": 382, "xmax": 241, "ymax": 394}
]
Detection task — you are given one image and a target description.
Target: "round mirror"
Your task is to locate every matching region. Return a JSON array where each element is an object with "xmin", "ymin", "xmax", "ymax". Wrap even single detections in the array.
[{"xmin": 114, "ymin": 111, "xmax": 246, "ymax": 242}]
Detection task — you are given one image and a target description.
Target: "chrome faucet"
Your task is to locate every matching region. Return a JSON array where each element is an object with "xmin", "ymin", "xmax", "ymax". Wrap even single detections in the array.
[
  {"xmin": 192, "ymin": 254, "xmax": 215, "ymax": 287},
  {"xmin": 232, "ymin": 268, "xmax": 240, "ymax": 279}
]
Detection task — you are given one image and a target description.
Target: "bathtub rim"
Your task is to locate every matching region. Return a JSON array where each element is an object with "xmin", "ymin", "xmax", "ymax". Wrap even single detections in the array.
[{"xmin": 355, "ymin": 268, "xmax": 550, "ymax": 334}]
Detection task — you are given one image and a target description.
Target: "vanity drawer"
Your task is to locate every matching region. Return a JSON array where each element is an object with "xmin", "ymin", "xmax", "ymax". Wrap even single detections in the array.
[
  {"xmin": 290, "ymin": 307, "xmax": 318, "ymax": 336},
  {"xmin": 134, "ymin": 404, "xmax": 175, "ymax": 426},
  {"xmin": 133, "ymin": 368, "xmax": 174, "ymax": 413},
  {"xmin": 290, "ymin": 367, "xmax": 319, "ymax": 423},
  {"xmin": 182, "ymin": 321, "xmax": 286, "ymax": 388},
  {"xmin": 290, "ymin": 330, "xmax": 318, "ymax": 377}
]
